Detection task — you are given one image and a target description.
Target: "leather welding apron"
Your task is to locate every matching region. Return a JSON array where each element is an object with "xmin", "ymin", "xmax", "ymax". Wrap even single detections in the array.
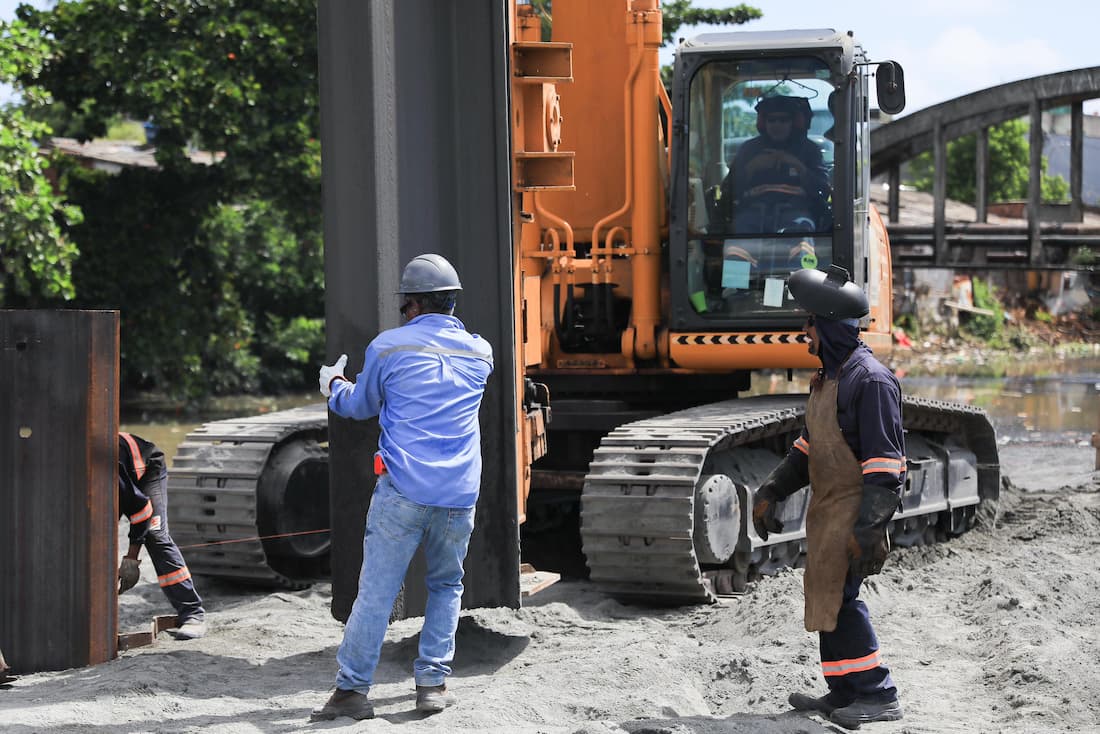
[{"xmin": 803, "ymin": 372, "xmax": 864, "ymax": 633}]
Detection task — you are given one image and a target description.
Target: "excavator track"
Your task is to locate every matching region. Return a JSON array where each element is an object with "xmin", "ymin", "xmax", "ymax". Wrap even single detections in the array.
[
  {"xmin": 168, "ymin": 403, "xmax": 330, "ymax": 590},
  {"xmin": 580, "ymin": 394, "xmax": 999, "ymax": 605}
]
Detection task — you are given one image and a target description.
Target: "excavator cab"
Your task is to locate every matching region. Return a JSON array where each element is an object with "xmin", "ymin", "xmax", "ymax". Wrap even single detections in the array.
[{"xmin": 669, "ymin": 30, "xmax": 883, "ymax": 338}]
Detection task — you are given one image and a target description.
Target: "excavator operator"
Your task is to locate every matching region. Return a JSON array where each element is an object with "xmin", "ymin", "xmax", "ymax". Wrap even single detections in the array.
[
  {"xmin": 752, "ymin": 265, "xmax": 905, "ymax": 729},
  {"xmin": 721, "ymin": 95, "xmax": 831, "ymax": 234}
]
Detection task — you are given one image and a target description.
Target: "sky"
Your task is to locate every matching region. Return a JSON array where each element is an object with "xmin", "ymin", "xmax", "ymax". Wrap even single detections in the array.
[
  {"xmin": 669, "ymin": 0, "xmax": 1100, "ymax": 116},
  {"xmin": 2, "ymin": 0, "xmax": 1098, "ymax": 115}
]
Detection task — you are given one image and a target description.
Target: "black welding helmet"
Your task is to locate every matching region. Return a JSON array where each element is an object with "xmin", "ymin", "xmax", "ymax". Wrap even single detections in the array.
[
  {"xmin": 397, "ymin": 253, "xmax": 463, "ymax": 294},
  {"xmin": 788, "ymin": 264, "xmax": 869, "ymax": 320}
]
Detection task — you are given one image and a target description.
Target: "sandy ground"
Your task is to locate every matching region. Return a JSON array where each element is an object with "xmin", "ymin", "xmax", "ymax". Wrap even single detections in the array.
[{"xmin": 2, "ymin": 439, "xmax": 1098, "ymax": 734}]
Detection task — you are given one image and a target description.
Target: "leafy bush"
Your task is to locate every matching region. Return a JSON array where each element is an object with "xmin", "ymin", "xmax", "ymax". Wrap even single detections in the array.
[
  {"xmin": 104, "ymin": 117, "xmax": 147, "ymax": 142},
  {"xmin": 0, "ymin": 19, "xmax": 83, "ymax": 306},
  {"xmin": 1070, "ymin": 247, "xmax": 1096, "ymax": 268},
  {"xmin": 961, "ymin": 277, "xmax": 1005, "ymax": 343},
  {"xmin": 12, "ymin": 0, "xmax": 324, "ymax": 400},
  {"xmin": 907, "ymin": 119, "xmax": 1068, "ymax": 204},
  {"xmin": 260, "ymin": 316, "xmax": 325, "ymax": 392}
]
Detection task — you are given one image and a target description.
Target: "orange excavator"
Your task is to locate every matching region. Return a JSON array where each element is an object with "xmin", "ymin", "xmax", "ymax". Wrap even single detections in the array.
[
  {"xmin": 167, "ymin": 1, "xmax": 998, "ymax": 607},
  {"xmin": 508, "ymin": 0, "xmax": 997, "ymax": 601}
]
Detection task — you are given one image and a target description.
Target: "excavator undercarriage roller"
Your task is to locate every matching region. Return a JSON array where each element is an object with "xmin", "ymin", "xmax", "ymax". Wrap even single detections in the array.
[
  {"xmin": 168, "ymin": 404, "xmax": 331, "ymax": 590},
  {"xmin": 580, "ymin": 394, "xmax": 999, "ymax": 605}
]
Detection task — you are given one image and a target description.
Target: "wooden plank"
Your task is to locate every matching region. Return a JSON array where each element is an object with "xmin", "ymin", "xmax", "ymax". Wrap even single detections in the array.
[
  {"xmin": 154, "ymin": 615, "xmax": 180, "ymax": 635},
  {"xmin": 519, "ymin": 565, "xmax": 560, "ymax": 597},
  {"xmin": 117, "ymin": 614, "xmax": 180, "ymax": 653},
  {"xmin": 116, "ymin": 631, "xmax": 154, "ymax": 652},
  {"xmin": 942, "ymin": 300, "xmax": 996, "ymax": 316}
]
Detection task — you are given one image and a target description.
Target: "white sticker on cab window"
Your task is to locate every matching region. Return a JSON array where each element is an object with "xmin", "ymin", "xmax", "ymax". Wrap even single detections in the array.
[{"xmin": 763, "ymin": 278, "xmax": 785, "ymax": 308}]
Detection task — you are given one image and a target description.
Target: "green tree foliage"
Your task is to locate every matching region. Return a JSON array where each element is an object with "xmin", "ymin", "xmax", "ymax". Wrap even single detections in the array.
[
  {"xmin": 528, "ymin": 1, "xmax": 761, "ymax": 46},
  {"xmin": 660, "ymin": 0, "xmax": 762, "ymax": 45},
  {"xmin": 907, "ymin": 119, "xmax": 1069, "ymax": 204},
  {"xmin": 17, "ymin": 0, "xmax": 321, "ymax": 222},
  {"xmin": 961, "ymin": 277, "xmax": 1005, "ymax": 343},
  {"xmin": 12, "ymin": 0, "xmax": 323, "ymax": 399},
  {"xmin": 0, "ymin": 19, "xmax": 82, "ymax": 306},
  {"xmin": 62, "ymin": 162, "xmax": 258, "ymax": 397}
]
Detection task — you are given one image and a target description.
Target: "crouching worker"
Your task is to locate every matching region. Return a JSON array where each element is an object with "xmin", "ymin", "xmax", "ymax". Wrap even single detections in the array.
[
  {"xmin": 118, "ymin": 432, "xmax": 206, "ymax": 640},
  {"xmin": 312, "ymin": 254, "xmax": 493, "ymax": 722},
  {"xmin": 753, "ymin": 265, "xmax": 905, "ymax": 729}
]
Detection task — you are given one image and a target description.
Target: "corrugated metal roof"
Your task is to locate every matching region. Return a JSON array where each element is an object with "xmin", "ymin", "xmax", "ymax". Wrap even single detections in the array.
[{"xmin": 45, "ymin": 138, "xmax": 224, "ymax": 170}]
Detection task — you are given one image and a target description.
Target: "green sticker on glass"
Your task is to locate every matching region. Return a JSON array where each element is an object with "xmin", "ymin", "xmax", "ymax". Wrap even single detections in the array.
[{"xmin": 800, "ymin": 252, "xmax": 818, "ymax": 269}]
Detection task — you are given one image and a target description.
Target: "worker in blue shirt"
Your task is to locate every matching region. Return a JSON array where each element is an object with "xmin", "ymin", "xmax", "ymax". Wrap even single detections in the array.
[
  {"xmin": 312, "ymin": 254, "xmax": 493, "ymax": 722},
  {"xmin": 752, "ymin": 265, "xmax": 905, "ymax": 729}
]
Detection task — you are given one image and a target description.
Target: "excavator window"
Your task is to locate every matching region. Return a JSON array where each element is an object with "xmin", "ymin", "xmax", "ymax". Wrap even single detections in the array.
[{"xmin": 684, "ymin": 56, "xmax": 837, "ymax": 320}]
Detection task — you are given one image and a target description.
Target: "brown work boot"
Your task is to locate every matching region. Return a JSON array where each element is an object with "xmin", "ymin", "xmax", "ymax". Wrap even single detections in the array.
[
  {"xmin": 310, "ymin": 688, "xmax": 375, "ymax": 721},
  {"xmin": 415, "ymin": 684, "xmax": 455, "ymax": 713}
]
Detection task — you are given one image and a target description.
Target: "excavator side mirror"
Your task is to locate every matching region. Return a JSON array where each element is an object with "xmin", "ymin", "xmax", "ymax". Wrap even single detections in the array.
[{"xmin": 876, "ymin": 61, "xmax": 906, "ymax": 115}]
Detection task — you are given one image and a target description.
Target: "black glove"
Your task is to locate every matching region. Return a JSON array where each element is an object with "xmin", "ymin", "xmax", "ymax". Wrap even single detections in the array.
[
  {"xmin": 847, "ymin": 484, "xmax": 900, "ymax": 577},
  {"xmin": 752, "ymin": 456, "xmax": 808, "ymax": 541},
  {"xmin": 118, "ymin": 557, "xmax": 141, "ymax": 594}
]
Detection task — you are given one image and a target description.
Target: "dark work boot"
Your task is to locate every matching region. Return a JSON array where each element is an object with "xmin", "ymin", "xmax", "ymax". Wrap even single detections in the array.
[
  {"xmin": 829, "ymin": 697, "xmax": 903, "ymax": 729},
  {"xmin": 310, "ymin": 689, "xmax": 375, "ymax": 721},
  {"xmin": 789, "ymin": 690, "xmax": 849, "ymax": 715},
  {"xmin": 415, "ymin": 684, "xmax": 455, "ymax": 713}
]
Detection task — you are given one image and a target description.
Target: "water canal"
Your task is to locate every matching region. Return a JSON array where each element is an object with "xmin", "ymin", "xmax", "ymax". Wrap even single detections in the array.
[{"xmin": 123, "ymin": 355, "xmax": 1100, "ymax": 467}]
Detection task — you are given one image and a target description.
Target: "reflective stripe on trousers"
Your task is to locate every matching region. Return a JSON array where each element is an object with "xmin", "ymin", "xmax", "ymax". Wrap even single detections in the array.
[{"xmin": 141, "ymin": 470, "xmax": 204, "ymax": 623}]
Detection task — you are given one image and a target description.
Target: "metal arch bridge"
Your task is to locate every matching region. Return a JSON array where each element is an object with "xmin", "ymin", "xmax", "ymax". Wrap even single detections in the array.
[{"xmin": 870, "ymin": 66, "xmax": 1100, "ymax": 270}]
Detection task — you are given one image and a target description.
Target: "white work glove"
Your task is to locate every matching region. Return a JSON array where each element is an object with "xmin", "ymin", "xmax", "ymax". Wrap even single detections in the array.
[{"xmin": 319, "ymin": 354, "xmax": 348, "ymax": 397}]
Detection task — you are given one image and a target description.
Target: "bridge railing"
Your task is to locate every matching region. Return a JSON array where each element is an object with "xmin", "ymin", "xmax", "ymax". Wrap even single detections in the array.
[{"xmin": 870, "ymin": 66, "xmax": 1100, "ymax": 271}]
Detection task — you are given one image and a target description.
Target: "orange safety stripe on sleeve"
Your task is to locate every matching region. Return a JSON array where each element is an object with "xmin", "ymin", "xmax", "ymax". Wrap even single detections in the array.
[
  {"xmin": 861, "ymin": 456, "xmax": 905, "ymax": 476},
  {"xmin": 748, "ymin": 183, "xmax": 806, "ymax": 198},
  {"xmin": 158, "ymin": 567, "xmax": 192, "ymax": 587},
  {"xmin": 130, "ymin": 501, "xmax": 153, "ymax": 524},
  {"xmin": 821, "ymin": 650, "xmax": 882, "ymax": 677},
  {"xmin": 793, "ymin": 436, "xmax": 809, "ymax": 455},
  {"xmin": 788, "ymin": 241, "xmax": 815, "ymax": 259},
  {"xmin": 120, "ymin": 432, "xmax": 146, "ymax": 480},
  {"xmin": 723, "ymin": 246, "xmax": 759, "ymax": 266}
]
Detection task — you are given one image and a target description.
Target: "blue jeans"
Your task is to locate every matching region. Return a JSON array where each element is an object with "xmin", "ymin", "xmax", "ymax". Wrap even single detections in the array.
[{"xmin": 335, "ymin": 475, "xmax": 476, "ymax": 693}]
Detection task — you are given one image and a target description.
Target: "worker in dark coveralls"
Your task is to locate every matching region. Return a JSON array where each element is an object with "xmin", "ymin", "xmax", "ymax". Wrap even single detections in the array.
[
  {"xmin": 312, "ymin": 254, "xmax": 493, "ymax": 722},
  {"xmin": 722, "ymin": 95, "xmax": 831, "ymax": 234},
  {"xmin": 753, "ymin": 264, "xmax": 905, "ymax": 729},
  {"xmin": 117, "ymin": 432, "xmax": 206, "ymax": 640}
]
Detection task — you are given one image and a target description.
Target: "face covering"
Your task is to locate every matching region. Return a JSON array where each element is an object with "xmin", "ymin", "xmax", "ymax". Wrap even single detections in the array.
[{"xmin": 813, "ymin": 316, "xmax": 861, "ymax": 377}]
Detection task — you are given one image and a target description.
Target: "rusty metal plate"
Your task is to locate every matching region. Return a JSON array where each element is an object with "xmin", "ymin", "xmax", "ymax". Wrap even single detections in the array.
[{"xmin": 0, "ymin": 310, "xmax": 119, "ymax": 673}]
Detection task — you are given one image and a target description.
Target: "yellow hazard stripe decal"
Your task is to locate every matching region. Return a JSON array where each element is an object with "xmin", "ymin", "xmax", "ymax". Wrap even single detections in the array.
[{"xmin": 674, "ymin": 333, "xmax": 809, "ymax": 346}]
